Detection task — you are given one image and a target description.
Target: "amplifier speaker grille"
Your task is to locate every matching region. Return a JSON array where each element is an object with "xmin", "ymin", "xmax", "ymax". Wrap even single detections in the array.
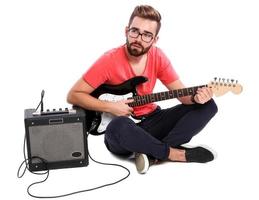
[{"xmin": 24, "ymin": 107, "xmax": 88, "ymax": 171}]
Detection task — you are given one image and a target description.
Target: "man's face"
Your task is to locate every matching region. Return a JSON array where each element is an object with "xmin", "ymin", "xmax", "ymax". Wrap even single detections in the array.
[{"xmin": 126, "ymin": 16, "xmax": 158, "ymax": 57}]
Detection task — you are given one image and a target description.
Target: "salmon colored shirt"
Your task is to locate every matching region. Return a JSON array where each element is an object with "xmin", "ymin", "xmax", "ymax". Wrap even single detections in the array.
[{"xmin": 83, "ymin": 45, "xmax": 179, "ymax": 116}]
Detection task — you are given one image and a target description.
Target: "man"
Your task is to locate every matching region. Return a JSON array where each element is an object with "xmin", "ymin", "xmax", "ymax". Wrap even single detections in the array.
[{"xmin": 67, "ymin": 5, "xmax": 218, "ymax": 174}]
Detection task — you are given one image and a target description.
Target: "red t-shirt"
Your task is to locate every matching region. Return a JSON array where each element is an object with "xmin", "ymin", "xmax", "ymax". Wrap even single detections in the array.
[{"xmin": 83, "ymin": 45, "xmax": 179, "ymax": 116}]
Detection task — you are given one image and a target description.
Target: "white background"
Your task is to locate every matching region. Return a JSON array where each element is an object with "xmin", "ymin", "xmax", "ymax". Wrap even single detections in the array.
[{"xmin": 0, "ymin": 0, "xmax": 258, "ymax": 199}]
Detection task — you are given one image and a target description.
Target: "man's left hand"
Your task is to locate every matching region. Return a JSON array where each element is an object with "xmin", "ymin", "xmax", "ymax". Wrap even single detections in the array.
[{"xmin": 193, "ymin": 87, "xmax": 213, "ymax": 104}]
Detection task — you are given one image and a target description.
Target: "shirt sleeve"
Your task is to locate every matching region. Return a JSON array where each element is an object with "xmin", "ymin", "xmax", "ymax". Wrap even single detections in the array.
[
  {"xmin": 82, "ymin": 53, "xmax": 110, "ymax": 89},
  {"xmin": 156, "ymin": 48, "xmax": 179, "ymax": 85}
]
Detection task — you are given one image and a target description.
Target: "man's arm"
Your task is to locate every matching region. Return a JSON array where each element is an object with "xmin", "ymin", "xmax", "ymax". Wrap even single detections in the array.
[
  {"xmin": 165, "ymin": 79, "xmax": 213, "ymax": 104},
  {"xmin": 67, "ymin": 78, "xmax": 133, "ymax": 116}
]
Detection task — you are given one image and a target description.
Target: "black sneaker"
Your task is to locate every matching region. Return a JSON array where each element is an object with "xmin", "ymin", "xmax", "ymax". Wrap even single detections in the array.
[{"xmin": 177, "ymin": 146, "xmax": 214, "ymax": 163}]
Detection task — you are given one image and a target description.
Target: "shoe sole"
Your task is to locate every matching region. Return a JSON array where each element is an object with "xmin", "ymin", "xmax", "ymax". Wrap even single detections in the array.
[{"xmin": 136, "ymin": 154, "xmax": 149, "ymax": 174}]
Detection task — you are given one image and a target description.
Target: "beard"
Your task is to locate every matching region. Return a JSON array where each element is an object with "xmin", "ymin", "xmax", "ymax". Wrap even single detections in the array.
[{"xmin": 126, "ymin": 39, "xmax": 152, "ymax": 57}]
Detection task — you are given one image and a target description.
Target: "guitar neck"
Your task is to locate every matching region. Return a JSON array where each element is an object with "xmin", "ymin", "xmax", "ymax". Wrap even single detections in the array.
[{"xmin": 129, "ymin": 84, "xmax": 207, "ymax": 107}]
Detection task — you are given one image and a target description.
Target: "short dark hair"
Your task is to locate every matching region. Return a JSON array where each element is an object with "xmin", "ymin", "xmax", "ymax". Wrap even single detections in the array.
[{"xmin": 128, "ymin": 5, "xmax": 161, "ymax": 36}]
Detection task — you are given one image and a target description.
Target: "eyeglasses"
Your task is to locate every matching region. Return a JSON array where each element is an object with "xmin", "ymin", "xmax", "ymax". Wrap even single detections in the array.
[{"xmin": 128, "ymin": 28, "xmax": 154, "ymax": 43}]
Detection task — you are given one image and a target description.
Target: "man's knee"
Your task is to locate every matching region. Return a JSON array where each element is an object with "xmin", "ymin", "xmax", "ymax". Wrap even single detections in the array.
[
  {"xmin": 205, "ymin": 99, "xmax": 218, "ymax": 117},
  {"xmin": 106, "ymin": 116, "xmax": 133, "ymax": 134}
]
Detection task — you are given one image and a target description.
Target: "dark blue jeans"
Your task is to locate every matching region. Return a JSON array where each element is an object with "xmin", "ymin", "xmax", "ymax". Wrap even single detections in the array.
[{"xmin": 104, "ymin": 99, "xmax": 218, "ymax": 160}]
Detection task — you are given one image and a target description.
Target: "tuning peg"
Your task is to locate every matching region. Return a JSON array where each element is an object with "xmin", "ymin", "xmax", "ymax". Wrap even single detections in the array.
[
  {"xmin": 228, "ymin": 79, "xmax": 232, "ymax": 87},
  {"xmin": 219, "ymin": 78, "xmax": 223, "ymax": 86},
  {"xmin": 231, "ymin": 79, "xmax": 234, "ymax": 83},
  {"xmin": 222, "ymin": 78, "xmax": 227, "ymax": 86},
  {"xmin": 234, "ymin": 80, "xmax": 238, "ymax": 87},
  {"xmin": 214, "ymin": 77, "xmax": 217, "ymax": 82}
]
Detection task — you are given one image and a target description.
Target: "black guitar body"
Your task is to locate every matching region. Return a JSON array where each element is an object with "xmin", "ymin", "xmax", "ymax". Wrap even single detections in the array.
[{"xmin": 85, "ymin": 76, "xmax": 148, "ymax": 135}]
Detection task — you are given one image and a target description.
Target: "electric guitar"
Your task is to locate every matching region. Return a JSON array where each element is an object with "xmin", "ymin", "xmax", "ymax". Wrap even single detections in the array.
[{"xmin": 85, "ymin": 76, "xmax": 242, "ymax": 135}]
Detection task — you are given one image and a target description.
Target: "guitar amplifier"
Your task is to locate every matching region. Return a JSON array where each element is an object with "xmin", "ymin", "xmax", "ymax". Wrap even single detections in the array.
[{"xmin": 24, "ymin": 107, "xmax": 88, "ymax": 171}]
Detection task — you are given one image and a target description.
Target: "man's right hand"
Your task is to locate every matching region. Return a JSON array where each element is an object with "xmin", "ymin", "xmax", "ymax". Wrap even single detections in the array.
[{"xmin": 107, "ymin": 99, "xmax": 134, "ymax": 117}]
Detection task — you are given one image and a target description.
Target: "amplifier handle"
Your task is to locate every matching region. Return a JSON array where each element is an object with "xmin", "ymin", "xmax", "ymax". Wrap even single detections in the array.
[{"xmin": 49, "ymin": 118, "xmax": 64, "ymax": 124}]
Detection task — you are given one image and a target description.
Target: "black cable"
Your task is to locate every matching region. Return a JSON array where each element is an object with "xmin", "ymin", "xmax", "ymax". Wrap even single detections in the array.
[
  {"xmin": 17, "ymin": 131, "xmax": 131, "ymax": 198},
  {"xmin": 17, "ymin": 134, "xmax": 48, "ymax": 178},
  {"xmin": 34, "ymin": 101, "xmax": 41, "ymax": 112},
  {"xmin": 34, "ymin": 90, "xmax": 45, "ymax": 113}
]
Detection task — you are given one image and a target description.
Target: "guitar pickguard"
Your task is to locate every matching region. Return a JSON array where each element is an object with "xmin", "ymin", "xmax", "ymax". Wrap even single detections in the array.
[
  {"xmin": 98, "ymin": 92, "xmax": 133, "ymax": 102},
  {"xmin": 97, "ymin": 92, "xmax": 134, "ymax": 133}
]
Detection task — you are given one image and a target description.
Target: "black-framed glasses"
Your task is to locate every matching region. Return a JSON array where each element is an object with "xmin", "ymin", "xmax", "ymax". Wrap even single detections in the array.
[{"xmin": 128, "ymin": 28, "xmax": 154, "ymax": 43}]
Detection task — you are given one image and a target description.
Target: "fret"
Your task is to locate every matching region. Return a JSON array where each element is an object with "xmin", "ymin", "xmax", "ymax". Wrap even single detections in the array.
[
  {"xmin": 157, "ymin": 93, "xmax": 160, "ymax": 101},
  {"xmin": 170, "ymin": 90, "xmax": 174, "ymax": 98},
  {"xmin": 146, "ymin": 94, "xmax": 151, "ymax": 104},
  {"xmin": 141, "ymin": 96, "xmax": 146, "ymax": 104},
  {"xmin": 161, "ymin": 92, "xmax": 164, "ymax": 100},
  {"xmin": 188, "ymin": 87, "xmax": 195, "ymax": 95},
  {"xmin": 183, "ymin": 88, "xmax": 188, "ymax": 96},
  {"xmin": 141, "ymin": 96, "xmax": 145, "ymax": 105},
  {"xmin": 158, "ymin": 92, "xmax": 162, "ymax": 100},
  {"xmin": 141, "ymin": 95, "xmax": 148, "ymax": 105},
  {"xmin": 134, "ymin": 96, "xmax": 139, "ymax": 106},
  {"xmin": 155, "ymin": 92, "xmax": 167, "ymax": 102},
  {"xmin": 138, "ymin": 96, "xmax": 142, "ymax": 105},
  {"xmin": 161, "ymin": 92, "xmax": 166, "ymax": 100},
  {"xmin": 159, "ymin": 92, "xmax": 162, "ymax": 100},
  {"xmin": 133, "ymin": 96, "xmax": 138, "ymax": 106},
  {"xmin": 173, "ymin": 90, "xmax": 178, "ymax": 98},
  {"xmin": 148, "ymin": 95, "xmax": 152, "ymax": 104},
  {"xmin": 147, "ymin": 95, "xmax": 151, "ymax": 103},
  {"xmin": 168, "ymin": 91, "xmax": 173, "ymax": 99},
  {"xmin": 166, "ymin": 92, "xmax": 170, "ymax": 99},
  {"xmin": 137, "ymin": 96, "xmax": 142, "ymax": 106},
  {"xmin": 150, "ymin": 94, "xmax": 155, "ymax": 102},
  {"xmin": 177, "ymin": 89, "xmax": 184, "ymax": 97},
  {"xmin": 155, "ymin": 93, "xmax": 159, "ymax": 102},
  {"xmin": 153, "ymin": 94, "xmax": 156, "ymax": 102},
  {"xmin": 155, "ymin": 93, "xmax": 158, "ymax": 101}
]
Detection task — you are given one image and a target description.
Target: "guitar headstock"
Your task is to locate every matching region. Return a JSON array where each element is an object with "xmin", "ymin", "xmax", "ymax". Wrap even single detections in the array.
[{"xmin": 208, "ymin": 77, "xmax": 243, "ymax": 97}]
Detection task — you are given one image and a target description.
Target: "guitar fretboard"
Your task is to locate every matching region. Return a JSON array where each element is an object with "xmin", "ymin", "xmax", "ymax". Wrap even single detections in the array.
[{"xmin": 128, "ymin": 85, "xmax": 207, "ymax": 107}]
